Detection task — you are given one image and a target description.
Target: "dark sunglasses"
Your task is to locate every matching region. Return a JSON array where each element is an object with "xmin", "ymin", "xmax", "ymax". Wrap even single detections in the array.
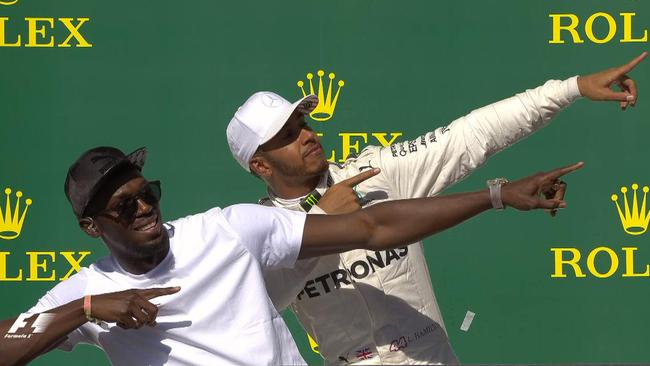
[{"xmin": 97, "ymin": 180, "xmax": 161, "ymax": 224}]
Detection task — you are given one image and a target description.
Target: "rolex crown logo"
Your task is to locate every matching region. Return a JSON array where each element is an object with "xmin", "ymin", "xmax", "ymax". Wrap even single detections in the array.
[
  {"xmin": 297, "ymin": 70, "xmax": 344, "ymax": 122},
  {"xmin": 0, "ymin": 187, "xmax": 32, "ymax": 240},
  {"xmin": 611, "ymin": 183, "xmax": 650, "ymax": 236}
]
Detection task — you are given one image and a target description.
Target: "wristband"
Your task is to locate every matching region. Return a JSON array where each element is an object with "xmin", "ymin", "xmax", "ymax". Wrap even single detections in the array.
[
  {"xmin": 487, "ymin": 178, "xmax": 509, "ymax": 210},
  {"xmin": 83, "ymin": 295, "xmax": 101, "ymax": 324}
]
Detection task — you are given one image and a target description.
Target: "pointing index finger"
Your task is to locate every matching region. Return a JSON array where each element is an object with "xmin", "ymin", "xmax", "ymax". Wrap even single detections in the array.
[
  {"xmin": 546, "ymin": 162, "xmax": 585, "ymax": 180},
  {"xmin": 139, "ymin": 286, "xmax": 181, "ymax": 300},
  {"xmin": 340, "ymin": 168, "xmax": 381, "ymax": 187},
  {"xmin": 618, "ymin": 51, "xmax": 648, "ymax": 74}
]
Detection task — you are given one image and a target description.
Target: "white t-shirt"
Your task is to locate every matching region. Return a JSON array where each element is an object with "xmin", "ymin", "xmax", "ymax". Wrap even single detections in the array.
[{"xmin": 28, "ymin": 204, "xmax": 308, "ymax": 366}]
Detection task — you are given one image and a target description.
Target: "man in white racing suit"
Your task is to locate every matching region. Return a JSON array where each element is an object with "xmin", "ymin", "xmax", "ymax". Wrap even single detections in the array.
[{"xmin": 225, "ymin": 53, "xmax": 645, "ymax": 365}]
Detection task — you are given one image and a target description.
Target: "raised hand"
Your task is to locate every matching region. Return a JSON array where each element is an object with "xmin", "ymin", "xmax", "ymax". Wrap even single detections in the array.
[
  {"xmin": 501, "ymin": 162, "xmax": 584, "ymax": 211},
  {"xmin": 90, "ymin": 286, "xmax": 180, "ymax": 329},
  {"xmin": 317, "ymin": 168, "xmax": 381, "ymax": 214},
  {"xmin": 577, "ymin": 52, "xmax": 647, "ymax": 109}
]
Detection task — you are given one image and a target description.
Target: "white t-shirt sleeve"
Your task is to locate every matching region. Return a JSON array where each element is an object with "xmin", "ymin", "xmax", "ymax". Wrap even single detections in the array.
[
  {"xmin": 26, "ymin": 270, "xmax": 91, "ymax": 351},
  {"xmin": 263, "ymin": 202, "xmax": 325, "ymax": 310},
  {"xmin": 222, "ymin": 204, "xmax": 307, "ymax": 269}
]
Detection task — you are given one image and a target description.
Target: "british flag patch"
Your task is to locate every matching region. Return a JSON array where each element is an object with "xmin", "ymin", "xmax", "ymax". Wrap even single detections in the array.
[{"xmin": 355, "ymin": 347, "xmax": 373, "ymax": 360}]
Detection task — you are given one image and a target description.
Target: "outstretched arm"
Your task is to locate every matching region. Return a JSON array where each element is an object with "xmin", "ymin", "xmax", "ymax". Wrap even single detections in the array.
[
  {"xmin": 378, "ymin": 53, "xmax": 646, "ymax": 201},
  {"xmin": 0, "ymin": 287, "xmax": 179, "ymax": 366},
  {"xmin": 299, "ymin": 163, "xmax": 583, "ymax": 258},
  {"xmin": 0, "ymin": 301, "xmax": 86, "ymax": 366}
]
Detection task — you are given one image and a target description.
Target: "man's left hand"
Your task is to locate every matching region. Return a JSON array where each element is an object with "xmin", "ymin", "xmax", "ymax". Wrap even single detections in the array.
[
  {"xmin": 577, "ymin": 51, "xmax": 647, "ymax": 110},
  {"xmin": 318, "ymin": 168, "xmax": 381, "ymax": 214},
  {"xmin": 542, "ymin": 179, "xmax": 567, "ymax": 217}
]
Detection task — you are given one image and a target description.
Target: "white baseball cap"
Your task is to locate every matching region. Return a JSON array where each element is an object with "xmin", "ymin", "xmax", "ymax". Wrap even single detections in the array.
[{"xmin": 226, "ymin": 91, "xmax": 318, "ymax": 172}]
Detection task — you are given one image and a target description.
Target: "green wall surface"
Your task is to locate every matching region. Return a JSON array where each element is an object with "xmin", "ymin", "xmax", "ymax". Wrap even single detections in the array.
[{"xmin": 0, "ymin": 0, "xmax": 648, "ymax": 364}]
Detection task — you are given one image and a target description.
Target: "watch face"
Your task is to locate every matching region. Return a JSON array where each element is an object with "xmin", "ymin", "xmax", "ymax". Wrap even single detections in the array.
[{"xmin": 488, "ymin": 178, "xmax": 508, "ymax": 186}]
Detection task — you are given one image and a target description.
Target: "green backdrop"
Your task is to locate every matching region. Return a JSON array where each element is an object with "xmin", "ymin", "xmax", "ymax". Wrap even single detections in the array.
[{"xmin": 1, "ymin": 0, "xmax": 649, "ymax": 364}]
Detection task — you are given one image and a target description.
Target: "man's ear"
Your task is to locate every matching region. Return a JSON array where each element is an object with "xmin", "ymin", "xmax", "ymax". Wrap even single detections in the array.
[
  {"xmin": 79, "ymin": 218, "xmax": 101, "ymax": 238},
  {"xmin": 249, "ymin": 155, "xmax": 272, "ymax": 179}
]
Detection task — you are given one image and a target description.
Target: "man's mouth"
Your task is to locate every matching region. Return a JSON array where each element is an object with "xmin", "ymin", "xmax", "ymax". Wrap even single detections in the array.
[
  {"xmin": 304, "ymin": 144, "xmax": 323, "ymax": 157},
  {"xmin": 133, "ymin": 214, "xmax": 160, "ymax": 232}
]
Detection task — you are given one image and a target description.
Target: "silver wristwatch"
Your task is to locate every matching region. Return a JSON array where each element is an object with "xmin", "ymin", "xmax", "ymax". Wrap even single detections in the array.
[{"xmin": 486, "ymin": 178, "xmax": 509, "ymax": 210}]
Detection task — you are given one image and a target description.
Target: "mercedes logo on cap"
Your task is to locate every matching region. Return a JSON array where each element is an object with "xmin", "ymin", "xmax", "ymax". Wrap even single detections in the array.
[{"xmin": 262, "ymin": 93, "xmax": 283, "ymax": 108}]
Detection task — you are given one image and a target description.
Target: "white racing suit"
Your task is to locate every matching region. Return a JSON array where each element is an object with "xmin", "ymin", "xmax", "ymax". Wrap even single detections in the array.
[{"xmin": 263, "ymin": 77, "xmax": 582, "ymax": 365}]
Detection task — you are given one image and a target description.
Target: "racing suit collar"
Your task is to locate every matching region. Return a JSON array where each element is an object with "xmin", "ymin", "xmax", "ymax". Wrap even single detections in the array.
[{"xmin": 267, "ymin": 171, "xmax": 332, "ymax": 212}]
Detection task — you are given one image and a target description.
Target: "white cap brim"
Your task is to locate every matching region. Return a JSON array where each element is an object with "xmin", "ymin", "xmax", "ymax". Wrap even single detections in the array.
[{"xmin": 260, "ymin": 94, "xmax": 319, "ymax": 144}]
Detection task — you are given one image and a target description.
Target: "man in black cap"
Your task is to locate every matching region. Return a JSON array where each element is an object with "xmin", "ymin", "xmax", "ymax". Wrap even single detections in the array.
[{"xmin": 0, "ymin": 146, "xmax": 582, "ymax": 365}]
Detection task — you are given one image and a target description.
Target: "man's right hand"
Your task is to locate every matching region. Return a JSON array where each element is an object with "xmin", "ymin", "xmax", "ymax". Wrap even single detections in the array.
[
  {"xmin": 501, "ymin": 162, "xmax": 584, "ymax": 211},
  {"xmin": 91, "ymin": 286, "xmax": 180, "ymax": 329},
  {"xmin": 317, "ymin": 168, "xmax": 381, "ymax": 214}
]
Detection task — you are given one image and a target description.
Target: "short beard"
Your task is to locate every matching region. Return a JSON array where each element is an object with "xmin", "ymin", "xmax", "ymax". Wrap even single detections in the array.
[
  {"xmin": 119, "ymin": 228, "xmax": 168, "ymax": 260},
  {"xmin": 128, "ymin": 239, "xmax": 166, "ymax": 258}
]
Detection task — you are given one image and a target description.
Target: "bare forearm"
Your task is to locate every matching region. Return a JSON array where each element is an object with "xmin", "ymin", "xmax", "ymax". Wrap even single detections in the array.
[
  {"xmin": 0, "ymin": 299, "xmax": 87, "ymax": 366},
  {"xmin": 361, "ymin": 190, "xmax": 491, "ymax": 250},
  {"xmin": 300, "ymin": 189, "xmax": 491, "ymax": 258}
]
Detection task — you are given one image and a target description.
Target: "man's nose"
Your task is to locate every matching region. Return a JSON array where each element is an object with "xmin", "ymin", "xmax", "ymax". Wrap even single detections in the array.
[
  {"xmin": 301, "ymin": 127, "xmax": 318, "ymax": 144},
  {"xmin": 136, "ymin": 197, "xmax": 153, "ymax": 216}
]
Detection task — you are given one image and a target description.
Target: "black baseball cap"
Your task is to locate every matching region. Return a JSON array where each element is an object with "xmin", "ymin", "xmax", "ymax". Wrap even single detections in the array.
[{"xmin": 64, "ymin": 146, "xmax": 147, "ymax": 218}]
